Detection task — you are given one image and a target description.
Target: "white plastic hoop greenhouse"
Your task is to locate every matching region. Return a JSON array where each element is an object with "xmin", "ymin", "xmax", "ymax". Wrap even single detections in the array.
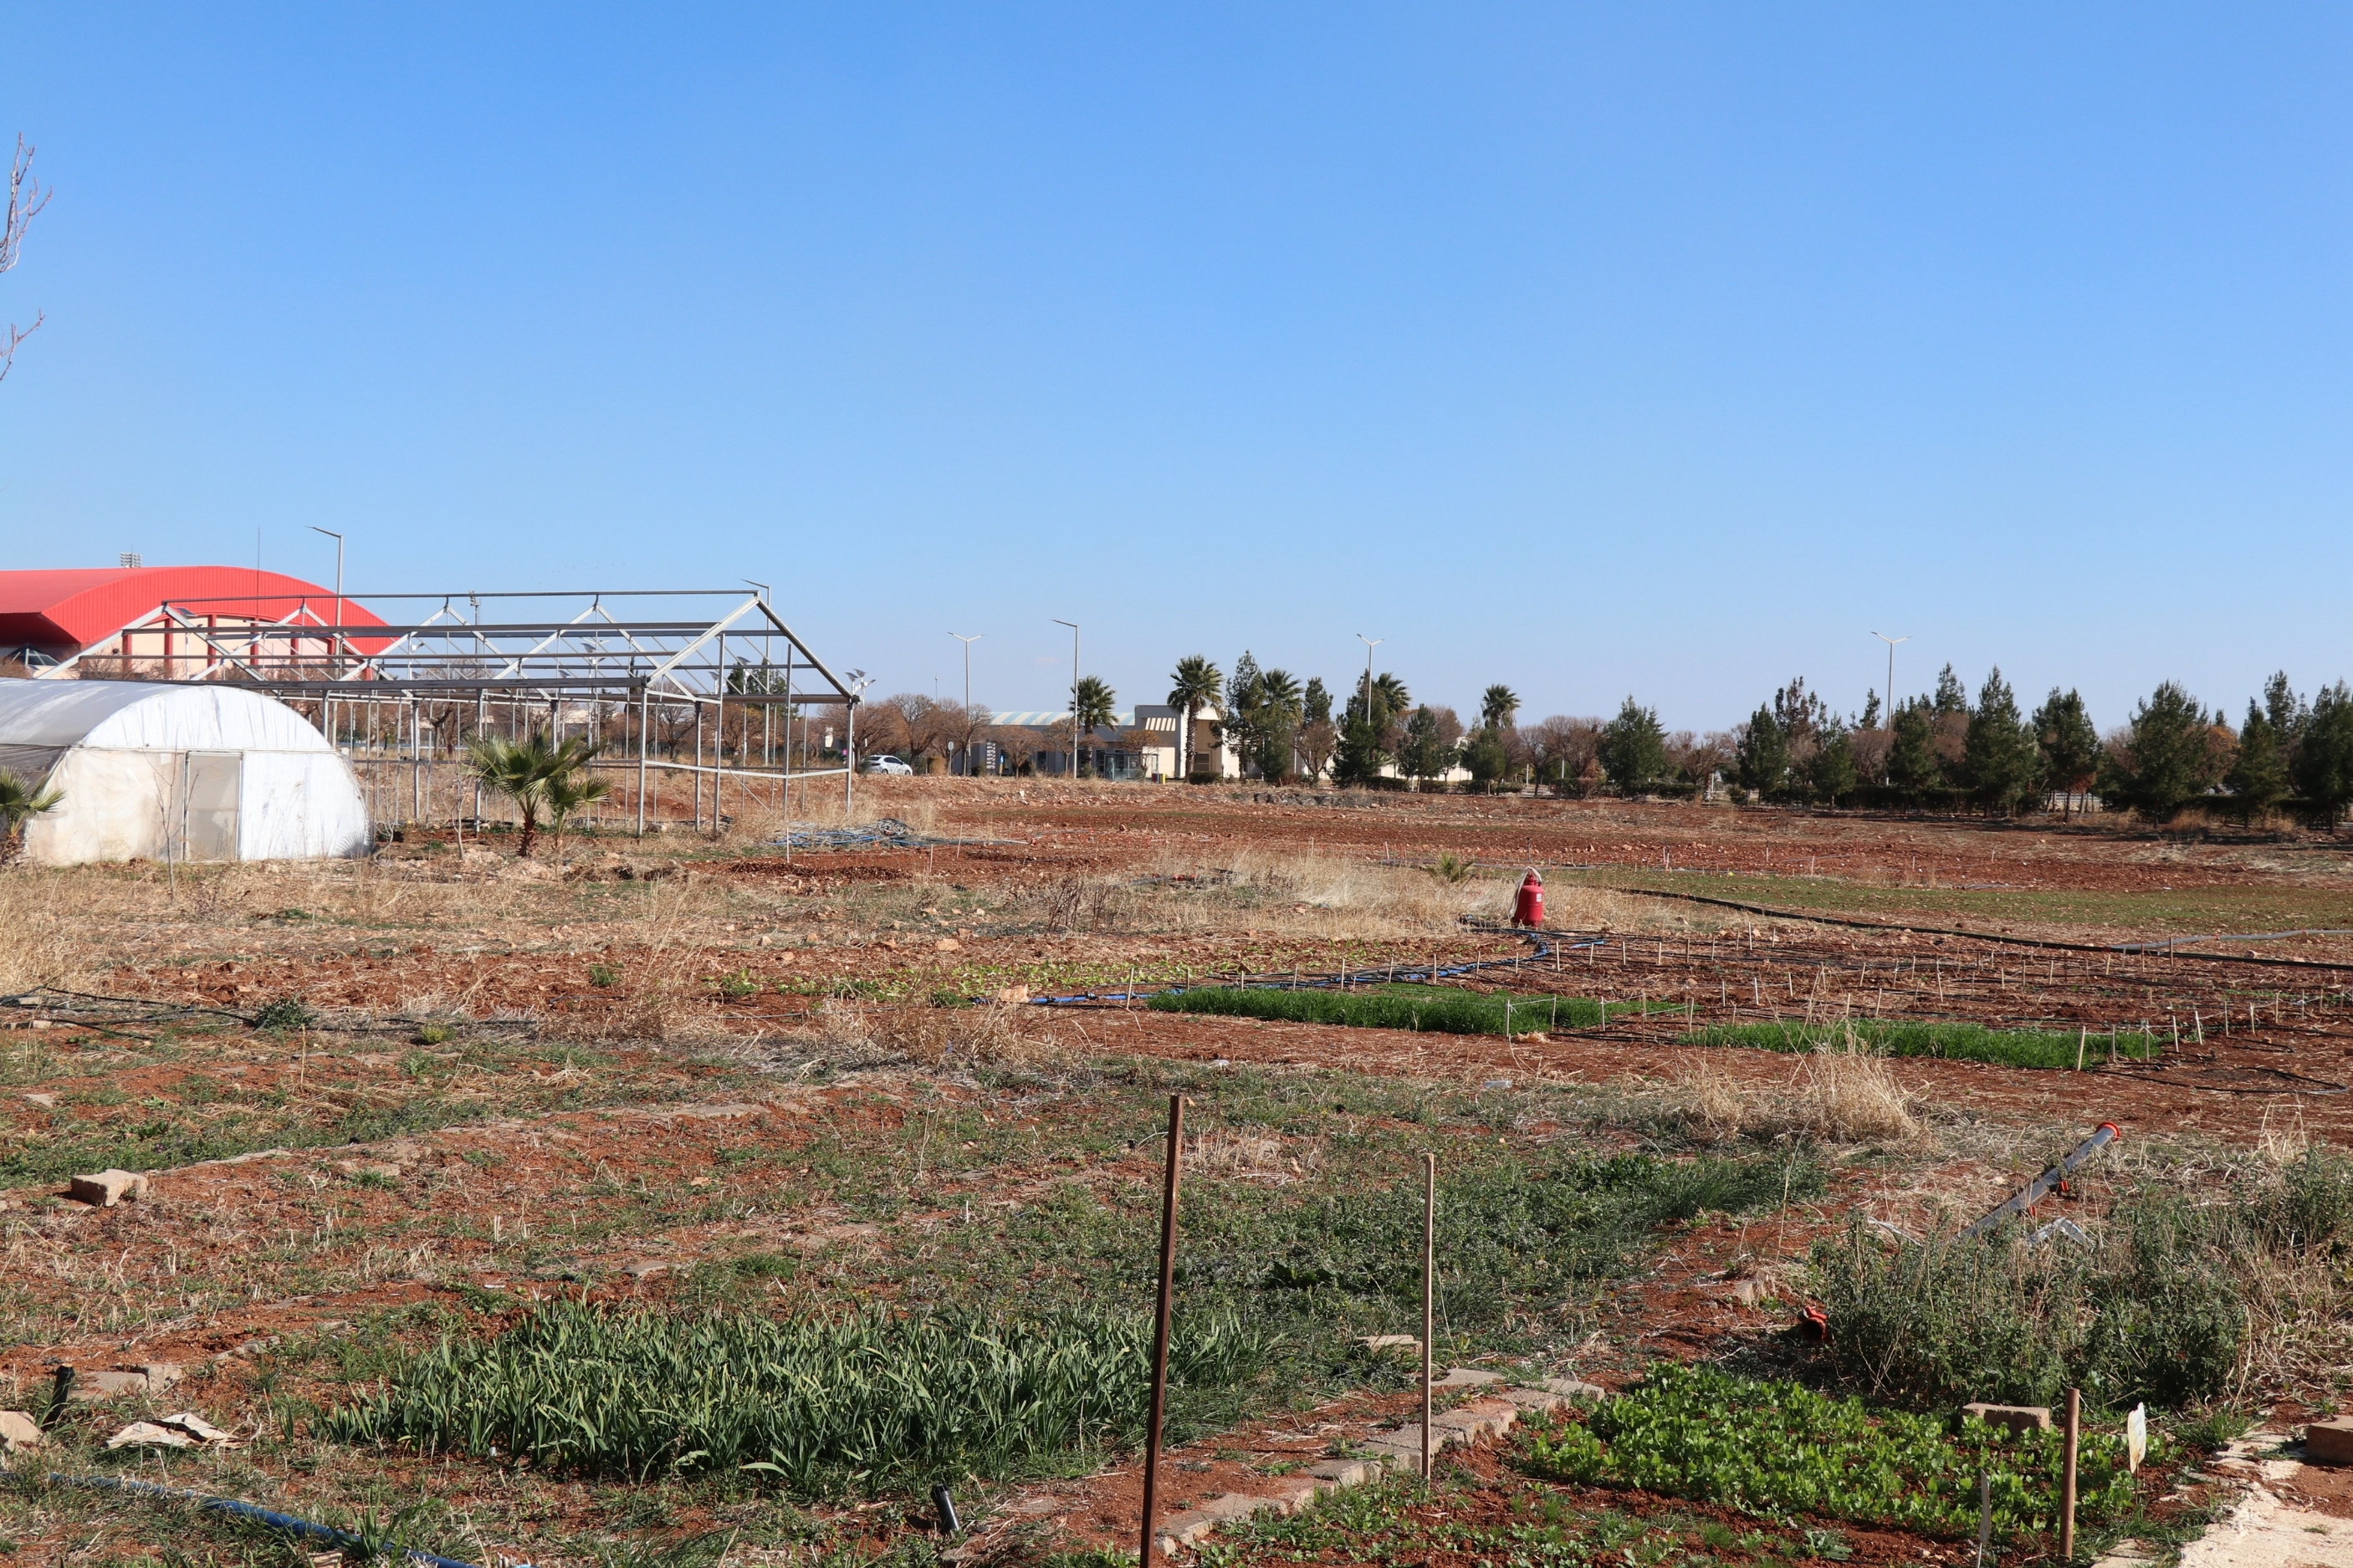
[{"xmin": 0, "ymin": 678, "xmax": 371, "ymax": 866}]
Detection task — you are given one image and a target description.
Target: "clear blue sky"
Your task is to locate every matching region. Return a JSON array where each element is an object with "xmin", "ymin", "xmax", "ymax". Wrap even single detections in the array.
[{"xmin": 3, "ymin": 6, "xmax": 2348, "ymax": 733}]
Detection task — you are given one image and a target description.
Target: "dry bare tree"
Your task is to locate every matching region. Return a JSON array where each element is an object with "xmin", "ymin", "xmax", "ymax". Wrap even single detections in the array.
[{"xmin": 2, "ymin": 136, "xmax": 49, "ymax": 385}]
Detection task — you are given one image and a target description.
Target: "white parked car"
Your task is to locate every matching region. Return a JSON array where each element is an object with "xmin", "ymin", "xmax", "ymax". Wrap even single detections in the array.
[{"xmin": 862, "ymin": 754, "xmax": 914, "ymax": 775}]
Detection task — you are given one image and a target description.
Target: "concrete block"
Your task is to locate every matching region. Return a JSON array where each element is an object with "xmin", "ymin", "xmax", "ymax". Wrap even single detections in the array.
[
  {"xmin": 1962, "ymin": 1402, "xmax": 2053, "ymax": 1434},
  {"xmin": 2305, "ymin": 1417, "xmax": 2353, "ymax": 1465},
  {"xmin": 1528, "ymin": 1377, "xmax": 1607, "ymax": 1403},
  {"xmin": 1434, "ymin": 1399, "xmax": 1520, "ymax": 1441},
  {"xmin": 68, "ymin": 1170, "xmax": 149, "ymax": 1208},
  {"xmin": 1264, "ymin": 1479, "xmax": 1327, "ymax": 1514},
  {"xmin": 1306, "ymin": 1458, "xmax": 1379, "ymax": 1486},
  {"xmin": 141, "ymin": 1363, "xmax": 184, "ymax": 1393},
  {"xmin": 1356, "ymin": 1334, "xmax": 1420, "ymax": 1355},
  {"xmin": 1154, "ymin": 1493, "xmax": 1276, "ymax": 1550},
  {"xmin": 0, "ymin": 1410, "xmax": 40, "ymax": 1452},
  {"xmin": 1431, "ymin": 1367, "xmax": 1503, "ymax": 1389},
  {"xmin": 1502, "ymin": 1387, "xmax": 1567, "ymax": 1414}
]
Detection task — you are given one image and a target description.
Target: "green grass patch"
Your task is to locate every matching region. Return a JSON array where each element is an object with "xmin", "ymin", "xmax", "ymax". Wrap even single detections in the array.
[
  {"xmin": 325, "ymin": 1300, "xmax": 1270, "ymax": 1494},
  {"xmin": 1675, "ymin": 1019, "xmax": 2157, "ymax": 1070},
  {"xmin": 1147, "ymin": 984, "xmax": 1670, "ymax": 1035},
  {"xmin": 1523, "ymin": 1361, "xmax": 2146, "ymax": 1538}
]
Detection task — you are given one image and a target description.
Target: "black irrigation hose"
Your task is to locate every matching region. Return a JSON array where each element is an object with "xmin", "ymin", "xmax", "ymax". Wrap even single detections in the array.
[
  {"xmin": 1026, "ymin": 924, "xmax": 1592, "ymax": 1006},
  {"xmin": 43, "ymin": 1473, "xmax": 524, "ymax": 1568},
  {"xmin": 1581, "ymin": 881, "xmax": 2353, "ymax": 973}
]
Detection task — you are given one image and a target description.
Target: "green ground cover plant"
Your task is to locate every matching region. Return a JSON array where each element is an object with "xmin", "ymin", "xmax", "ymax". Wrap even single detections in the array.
[
  {"xmin": 1522, "ymin": 1362, "xmax": 2142, "ymax": 1539},
  {"xmin": 327, "ymin": 1300, "xmax": 1269, "ymax": 1493},
  {"xmin": 1676, "ymin": 1019, "xmax": 2157, "ymax": 1070},
  {"xmin": 1147, "ymin": 984, "xmax": 1670, "ymax": 1035}
]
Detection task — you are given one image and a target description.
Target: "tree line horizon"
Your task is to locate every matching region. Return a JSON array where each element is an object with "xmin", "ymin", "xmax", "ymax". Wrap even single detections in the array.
[{"xmin": 852, "ymin": 656, "xmax": 2353, "ymax": 823}]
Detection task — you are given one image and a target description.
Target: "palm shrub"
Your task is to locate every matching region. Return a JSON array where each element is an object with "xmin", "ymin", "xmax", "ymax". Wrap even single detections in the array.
[
  {"xmin": 0, "ymin": 769, "xmax": 64, "ymax": 862},
  {"xmin": 542, "ymin": 766, "xmax": 614, "ymax": 864},
  {"xmin": 464, "ymin": 732, "xmax": 602, "ymax": 857}
]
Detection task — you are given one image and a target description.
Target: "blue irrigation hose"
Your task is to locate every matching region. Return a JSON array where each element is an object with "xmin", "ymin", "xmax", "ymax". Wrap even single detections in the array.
[{"xmin": 44, "ymin": 1473, "xmax": 527, "ymax": 1568}]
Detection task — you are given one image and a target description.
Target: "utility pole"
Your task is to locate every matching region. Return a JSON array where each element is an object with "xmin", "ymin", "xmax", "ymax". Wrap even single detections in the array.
[
  {"xmin": 1871, "ymin": 631, "xmax": 1908, "ymax": 784},
  {"xmin": 1053, "ymin": 620, "xmax": 1080, "ymax": 779},
  {"xmin": 309, "ymin": 527, "xmax": 344, "ymax": 667},
  {"xmin": 951, "ymin": 632, "xmax": 982, "ymax": 775}
]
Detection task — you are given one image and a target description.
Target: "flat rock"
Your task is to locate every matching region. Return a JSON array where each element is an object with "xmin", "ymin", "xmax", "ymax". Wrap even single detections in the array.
[
  {"xmin": 2309, "ymin": 1417, "xmax": 2353, "ymax": 1465},
  {"xmin": 68, "ymin": 1170, "xmax": 150, "ymax": 1207},
  {"xmin": 1962, "ymin": 1402, "xmax": 2053, "ymax": 1434},
  {"xmin": 1355, "ymin": 1334, "xmax": 1420, "ymax": 1355},
  {"xmin": 1527, "ymin": 1377, "xmax": 1608, "ymax": 1402},
  {"xmin": 0, "ymin": 1410, "xmax": 40, "ymax": 1452}
]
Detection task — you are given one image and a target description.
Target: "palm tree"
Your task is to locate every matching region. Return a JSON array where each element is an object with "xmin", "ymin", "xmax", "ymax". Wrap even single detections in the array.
[
  {"xmin": 1071, "ymin": 676, "xmax": 1117, "ymax": 776},
  {"xmin": 1166, "ymin": 656, "xmax": 1223, "ymax": 782},
  {"xmin": 1480, "ymin": 684, "xmax": 1521, "ymax": 733},
  {"xmin": 0, "ymin": 769, "xmax": 63, "ymax": 862},
  {"xmin": 465, "ymin": 732, "xmax": 602, "ymax": 857},
  {"xmin": 542, "ymin": 767, "xmax": 615, "ymax": 866}
]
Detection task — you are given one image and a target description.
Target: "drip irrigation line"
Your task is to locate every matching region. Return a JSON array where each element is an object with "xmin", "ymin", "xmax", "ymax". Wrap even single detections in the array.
[
  {"xmin": 1024, "ymin": 926, "xmax": 1599, "ymax": 1006},
  {"xmin": 42, "ymin": 1473, "xmax": 524, "ymax": 1568},
  {"xmin": 1580, "ymin": 881, "xmax": 2353, "ymax": 972},
  {"xmin": 2114, "ymin": 928, "xmax": 2353, "ymax": 953}
]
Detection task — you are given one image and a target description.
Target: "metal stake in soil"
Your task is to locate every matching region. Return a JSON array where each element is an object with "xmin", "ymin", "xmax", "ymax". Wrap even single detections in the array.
[
  {"xmin": 1140, "ymin": 1093, "xmax": 1184, "ymax": 1563},
  {"xmin": 1422, "ymin": 1151, "xmax": 1436, "ymax": 1479}
]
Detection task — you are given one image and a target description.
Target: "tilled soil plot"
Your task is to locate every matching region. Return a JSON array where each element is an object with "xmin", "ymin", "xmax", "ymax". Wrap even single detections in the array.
[{"xmin": 3, "ymin": 784, "xmax": 2348, "ymax": 1565}]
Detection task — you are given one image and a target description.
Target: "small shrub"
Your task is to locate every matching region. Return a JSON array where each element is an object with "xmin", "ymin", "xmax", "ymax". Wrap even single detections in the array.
[
  {"xmin": 414, "ymin": 1024, "xmax": 453, "ymax": 1045},
  {"xmin": 1427, "ymin": 853, "xmax": 1476, "ymax": 885},
  {"xmin": 715, "ymin": 968, "xmax": 758, "ymax": 999},
  {"xmin": 1812, "ymin": 1198, "xmax": 2245, "ymax": 1412},
  {"xmin": 2248, "ymin": 1145, "xmax": 2353, "ymax": 1254},
  {"xmin": 253, "ymin": 996, "xmax": 317, "ymax": 1031},
  {"xmin": 589, "ymin": 964, "xmax": 620, "ymax": 988}
]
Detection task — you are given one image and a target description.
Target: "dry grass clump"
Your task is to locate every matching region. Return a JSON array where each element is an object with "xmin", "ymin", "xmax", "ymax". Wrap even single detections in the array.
[
  {"xmin": 1184, "ymin": 1128, "xmax": 1317, "ymax": 1182},
  {"xmin": 1677, "ymin": 1044, "xmax": 1919, "ymax": 1146},
  {"xmin": 0, "ymin": 871, "xmax": 79, "ymax": 993},
  {"xmin": 822, "ymin": 1001, "xmax": 1043, "ymax": 1068}
]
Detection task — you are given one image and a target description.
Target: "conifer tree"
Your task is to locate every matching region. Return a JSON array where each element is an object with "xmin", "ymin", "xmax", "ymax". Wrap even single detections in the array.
[
  {"xmin": 2226, "ymin": 701, "xmax": 2289, "ymax": 823},
  {"xmin": 1962, "ymin": 667, "xmax": 2038, "ymax": 814}
]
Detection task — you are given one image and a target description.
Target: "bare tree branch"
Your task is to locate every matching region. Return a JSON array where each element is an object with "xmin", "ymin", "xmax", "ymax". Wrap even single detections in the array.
[{"xmin": 1, "ymin": 135, "xmax": 50, "ymax": 385}]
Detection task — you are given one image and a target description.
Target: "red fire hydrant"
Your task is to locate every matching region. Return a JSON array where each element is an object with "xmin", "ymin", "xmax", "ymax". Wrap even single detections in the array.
[{"xmin": 1512, "ymin": 868, "xmax": 1545, "ymax": 927}]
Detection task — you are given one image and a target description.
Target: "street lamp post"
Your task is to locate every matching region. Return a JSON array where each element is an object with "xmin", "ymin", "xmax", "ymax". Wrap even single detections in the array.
[
  {"xmin": 1355, "ymin": 633, "xmax": 1384, "ymax": 727},
  {"xmin": 1871, "ymin": 631, "xmax": 1909, "ymax": 784},
  {"xmin": 951, "ymin": 632, "xmax": 982, "ymax": 774},
  {"xmin": 309, "ymin": 526, "xmax": 344, "ymax": 667},
  {"xmin": 1052, "ymin": 620, "xmax": 1080, "ymax": 779}
]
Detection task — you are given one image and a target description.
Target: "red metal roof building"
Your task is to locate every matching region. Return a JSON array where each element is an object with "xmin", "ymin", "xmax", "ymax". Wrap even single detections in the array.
[{"xmin": 0, "ymin": 566, "xmax": 391, "ymax": 674}]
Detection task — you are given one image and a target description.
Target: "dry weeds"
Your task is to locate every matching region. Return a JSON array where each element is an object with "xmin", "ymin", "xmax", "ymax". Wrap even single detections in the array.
[{"xmin": 1676, "ymin": 1040, "xmax": 1921, "ymax": 1146}]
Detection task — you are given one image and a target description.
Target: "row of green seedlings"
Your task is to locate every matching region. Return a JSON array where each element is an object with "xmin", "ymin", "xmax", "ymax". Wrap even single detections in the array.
[
  {"xmin": 318, "ymin": 1148, "xmax": 1820, "ymax": 1498},
  {"xmin": 1148, "ymin": 985, "xmax": 2161, "ymax": 1070}
]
